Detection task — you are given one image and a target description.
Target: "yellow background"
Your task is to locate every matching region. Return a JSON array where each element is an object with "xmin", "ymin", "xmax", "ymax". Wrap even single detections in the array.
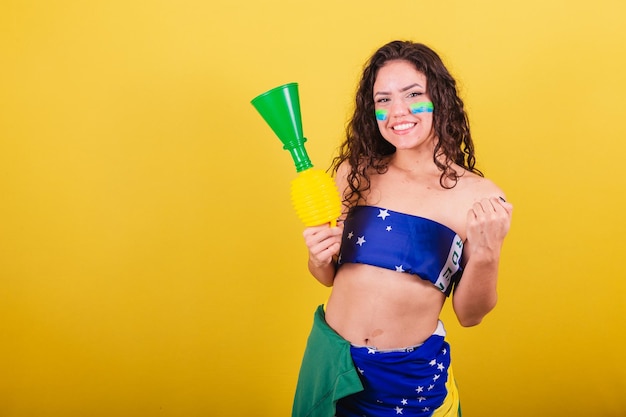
[{"xmin": 1, "ymin": 0, "xmax": 625, "ymax": 416}]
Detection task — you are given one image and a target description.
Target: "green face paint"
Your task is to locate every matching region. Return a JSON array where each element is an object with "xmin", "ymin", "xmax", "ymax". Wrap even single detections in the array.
[
  {"xmin": 375, "ymin": 108, "xmax": 389, "ymax": 121},
  {"xmin": 410, "ymin": 101, "xmax": 434, "ymax": 114}
]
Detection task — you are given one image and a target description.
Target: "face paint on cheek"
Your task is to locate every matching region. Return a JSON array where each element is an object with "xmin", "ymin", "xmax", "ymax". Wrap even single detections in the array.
[
  {"xmin": 410, "ymin": 101, "xmax": 434, "ymax": 114},
  {"xmin": 375, "ymin": 109, "xmax": 389, "ymax": 121}
]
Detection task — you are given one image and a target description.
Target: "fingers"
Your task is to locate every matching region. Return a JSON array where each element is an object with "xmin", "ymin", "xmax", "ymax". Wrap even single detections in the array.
[
  {"xmin": 499, "ymin": 199, "xmax": 514, "ymax": 214},
  {"xmin": 470, "ymin": 197, "xmax": 513, "ymax": 217},
  {"xmin": 303, "ymin": 224, "xmax": 343, "ymax": 265},
  {"xmin": 303, "ymin": 223, "xmax": 343, "ymax": 244},
  {"xmin": 467, "ymin": 196, "xmax": 513, "ymax": 240},
  {"xmin": 312, "ymin": 241, "xmax": 342, "ymax": 266}
]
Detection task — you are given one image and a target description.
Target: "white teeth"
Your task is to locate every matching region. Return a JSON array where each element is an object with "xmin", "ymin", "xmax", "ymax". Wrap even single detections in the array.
[{"xmin": 393, "ymin": 123, "xmax": 415, "ymax": 131}]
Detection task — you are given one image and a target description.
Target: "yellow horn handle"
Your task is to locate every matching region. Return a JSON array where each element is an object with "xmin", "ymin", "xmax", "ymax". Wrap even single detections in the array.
[{"xmin": 290, "ymin": 168, "xmax": 341, "ymax": 227}]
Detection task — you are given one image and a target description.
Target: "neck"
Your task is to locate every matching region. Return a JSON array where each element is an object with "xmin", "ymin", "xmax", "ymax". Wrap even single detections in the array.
[{"xmin": 388, "ymin": 147, "xmax": 439, "ymax": 174}]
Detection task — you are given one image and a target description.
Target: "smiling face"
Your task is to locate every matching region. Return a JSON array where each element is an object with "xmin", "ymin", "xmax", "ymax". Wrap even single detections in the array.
[{"xmin": 373, "ymin": 60, "xmax": 436, "ymax": 151}]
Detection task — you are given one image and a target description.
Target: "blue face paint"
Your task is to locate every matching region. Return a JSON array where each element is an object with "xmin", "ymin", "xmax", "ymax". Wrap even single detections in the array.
[
  {"xmin": 375, "ymin": 109, "xmax": 389, "ymax": 121},
  {"xmin": 410, "ymin": 101, "xmax": 434, "ymax": 114}
]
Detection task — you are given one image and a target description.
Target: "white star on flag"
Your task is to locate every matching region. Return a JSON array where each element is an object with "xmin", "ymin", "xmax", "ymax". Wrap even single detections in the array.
[
  {"xmin": 401, "ymin": 399, "xmax": 408, "ymax": 405},
  {"xmin": 356, "ymin": 236, "xmax": 366, "ymax": 246},
  {"xmin": 378, "ymin": 209, "xmax": 390, "ymax": 220},
  {"xmin": 395, "ymin": 265, "xmax": 405, "ymax": 272},
  {"xmin": 416, "ymin": 386, "xmax": 424, "ymax": 393},
  {"xmin": 394, "ymin": 406, "xmax": 403, "ymax": 414},
  {"xmin": 429, "ymin": 359, "xmax": 437, "ymax": 366},
  {"xmin": 347, "ymin": 231, "xmax": 354, "ymax": 239},
  {"xmin": 433, "ymin": 374, "xmax": 441, "ymax": 382},
  {"xmin": 437, "ymin": 363, "xmax": 445, "ymax": 371},
  {"xmin": 386, "ymin": 226, "xmax": 392, "ymax": 231},
  {"xmin": 367, "ymin": 347, "xmax": 376, "ymax": 354},
  {"xmin": 417, "ymin": 396, "xmax": 426, "ymax": 402}
]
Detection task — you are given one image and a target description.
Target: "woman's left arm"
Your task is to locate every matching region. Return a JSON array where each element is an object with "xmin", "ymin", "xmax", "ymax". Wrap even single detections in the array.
[{"xmin": 452, "ymin": 196, "xmax": 513, "ymax": 327}]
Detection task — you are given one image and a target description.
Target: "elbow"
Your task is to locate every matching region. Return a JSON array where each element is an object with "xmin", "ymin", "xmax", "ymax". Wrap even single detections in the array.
[
  {"xmin": 456, "ymin": 296, "xmax": 498, "ymax": 328},
  {"xmin": 458, "ymin": 316, "xmax": 483, "ymax": 328},
  {"xmin": 321, "ymin": 279, "xmax": 335, "ymax": 288}
]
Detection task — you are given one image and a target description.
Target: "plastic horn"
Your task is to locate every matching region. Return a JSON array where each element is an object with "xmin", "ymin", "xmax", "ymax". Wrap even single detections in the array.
[{"xmin": 251, "ymin": 83, "xmax": 341, "ymax": 227}]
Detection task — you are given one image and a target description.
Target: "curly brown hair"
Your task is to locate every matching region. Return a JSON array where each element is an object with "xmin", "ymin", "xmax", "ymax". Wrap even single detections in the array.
[{"xmin": 332, "ymin": 40, "xmax": 483, "ymax": 207}]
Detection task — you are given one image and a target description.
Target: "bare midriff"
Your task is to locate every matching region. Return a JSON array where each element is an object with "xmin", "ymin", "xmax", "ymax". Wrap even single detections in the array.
[{"xmin": 325, "ymin": 263, "xmax": 446, "ymax": 350}]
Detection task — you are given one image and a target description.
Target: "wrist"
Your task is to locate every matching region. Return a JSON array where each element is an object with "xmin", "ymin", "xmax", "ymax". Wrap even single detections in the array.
[
  {"xmin": 468, "ymin": 247, "xmax": 501, "ymax": 266},
  {"xmin": 308, "ymin": 256, "xmax": 334, "ymax": 269}
]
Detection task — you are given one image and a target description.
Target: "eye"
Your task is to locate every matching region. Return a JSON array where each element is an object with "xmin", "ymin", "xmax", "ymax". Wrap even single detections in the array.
[
  {"xmin": 407, "ymin": 91, "xmax": 424, "ymax": 99},
  {"xmin": 376, "ymin": 97, "xmax": 390, "ymax": 104}
]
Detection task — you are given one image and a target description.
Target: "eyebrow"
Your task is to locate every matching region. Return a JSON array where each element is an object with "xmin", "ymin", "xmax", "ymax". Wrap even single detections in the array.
[{"xmin": 374, "ymin": 83, "xmax": 425, "ymax": 97}]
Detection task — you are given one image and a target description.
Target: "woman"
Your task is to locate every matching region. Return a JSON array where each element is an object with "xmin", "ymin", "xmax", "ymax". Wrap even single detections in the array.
[{"xmin": 292, "ymin": 40, "xmax": 513, "ymax": 417}]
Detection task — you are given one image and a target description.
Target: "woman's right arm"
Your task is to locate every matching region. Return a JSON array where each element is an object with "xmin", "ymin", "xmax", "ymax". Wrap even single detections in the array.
[{"xmin": 303, "ymin": 160, "xmax": 351, "ymax": 286}]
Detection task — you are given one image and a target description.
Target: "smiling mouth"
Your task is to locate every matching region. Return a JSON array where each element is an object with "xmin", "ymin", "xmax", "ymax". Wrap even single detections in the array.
[{"xmin": 392, "ymin": 123, "xmax": 415, "ymax": 131}]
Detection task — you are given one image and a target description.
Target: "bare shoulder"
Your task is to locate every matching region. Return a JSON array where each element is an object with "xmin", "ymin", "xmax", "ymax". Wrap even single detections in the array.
[
  {"xmin": 334, "ymin": 160, "xmax": 355, "ymax": 219},
  {"xmin": 334, "ymin": 159, "xmax": 352, "ymax": 178},
  {"xmin": 458, "ymin": 169, "xmax": 507, "ymax": 201},
  {"xmin": 334, "ymin": 160, "xmax": 352, "ymax": 193},
  {"xmin": 334, "ymin": 158, "xmax": 375, "ymax": 194}
]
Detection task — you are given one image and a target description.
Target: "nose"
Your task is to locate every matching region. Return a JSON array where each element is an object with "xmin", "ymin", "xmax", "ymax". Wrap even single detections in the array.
[{"xmin": 389, "ymin": 99, "xmax": 409, "ymax": 118}]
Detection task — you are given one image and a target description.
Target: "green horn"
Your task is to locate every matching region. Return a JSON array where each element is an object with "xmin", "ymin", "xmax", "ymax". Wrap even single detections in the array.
[{"xmin": 251, "ymin": 83, "xmax": 313, "ymax": 172}]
